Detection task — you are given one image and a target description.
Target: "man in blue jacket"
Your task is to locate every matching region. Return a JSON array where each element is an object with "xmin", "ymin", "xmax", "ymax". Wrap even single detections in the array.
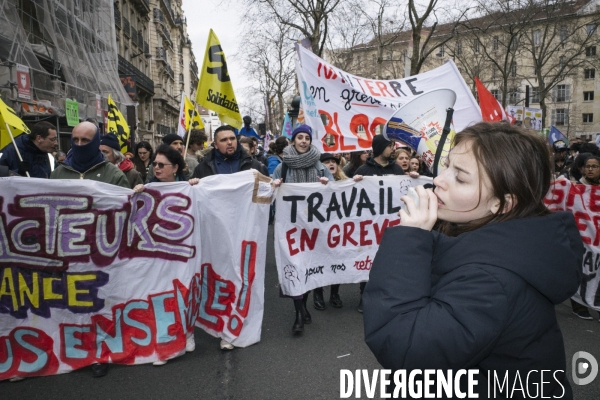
[{"xmin": 0, "ymin": 121, "xmax": 58, "ymax": 178}]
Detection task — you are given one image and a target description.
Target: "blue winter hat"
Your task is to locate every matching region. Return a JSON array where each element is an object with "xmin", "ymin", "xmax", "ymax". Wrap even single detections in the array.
[
  {"xmin": 291, "ymin": 124, "xmax": 312, "ymax": 143},
  {"xmin": 100, "ymin": 133, "xmax": 121, "ymax": 152}
]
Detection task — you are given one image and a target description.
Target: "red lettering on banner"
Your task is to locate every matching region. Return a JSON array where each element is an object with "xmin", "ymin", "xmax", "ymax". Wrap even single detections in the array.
[
  {"xmin": 299, "ymin": 229, "xmax": 319, "ymax": 252},
  {"xmin": 590, "ymin": 185, "xmax": 600, "ymax": 212},
  {"xmin": 574, "ymin": 211, "xmax": 592, "ymax": 245},
  {"xmin": 286, "ymin": 227, "xmax": 299, "ymax": 256},
  {"xmin": 376, "ymin": 81, "xmax": 393, "ymax": 97},
  {"xmin": 0, "ymin": 327, "xmax": 59, "ymax": 381},
  {"xmin": 316, "ymin": 63, "xmax": 338, "ymax": 80},
  {"xmin": 343, "ymin": 222, "xmax": 358, "ymax": 246},
  {"xmin": 319, "ymin": 110, "xmax": 356, "ymax": 152},
  {"xmin": 349, "ymin": 114, "xmax": 387, "ymax": 149},
  {"xmin": 364, "ymin": 80, "xmax": 381, "ymax": 96},
  {"xmin": 545, "ymin": 180, "xmax": 568, "ymax": 208},
  {"xmin": 360, "ymin": 220, "xmax": 373, "ymax": 246},
  {"xmin": 327, "ymin": 225, "xmax": 341, "ymax": 248},
  {"xmin": 567, "ymin": 183, "xmax": 588, "ymax": 210}
]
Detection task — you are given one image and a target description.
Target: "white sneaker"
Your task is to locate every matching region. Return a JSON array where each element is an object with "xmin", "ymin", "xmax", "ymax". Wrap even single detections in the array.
[
  {"xmin": 186, "ymin": 334, "xmax": 195, "ymax": 352},
  {"xmin": 153, "ymin": 360, "xmax": 167, "ymax": 366},
  {"xmin": 220, "ymin": 339, "xmax": 234, "ymax": 350}
]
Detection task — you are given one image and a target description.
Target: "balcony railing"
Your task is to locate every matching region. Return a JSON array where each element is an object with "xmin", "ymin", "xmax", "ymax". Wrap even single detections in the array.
[
  {"xmin": 130, "ymin": 0, "xmax": 151, "ymax": 15},
  {"xmin": 161, "ymin": 0, "xmax": 175, "ymax": 22},
  {"xmin": 123, "ymin": 17, "xmax": 130, "ymax": 38},
  {"xmin": 144, "ymin": 41, "xmax": 149, "ymax": 55},
  {"xmin": 138, "ymin": 31, "xmax": 144, "ymax": 49},
  {"xmin": 166, "ymin": 64, "xmax": 174, "ymax": 80},
  {"xmin": 131, "ymin": 27, "xmax": 138, "ymax": 47},
  {"xmin": 160, "ymin": 25, "xmax": 172, "ymax": 48},
  {"xmin": 118, "ymin": 55, "xmax": 155, "ymax": 95},
  {"xmin": 157, "ymin": 124, "xmax": 175, "ymax": 136},
  {"xmin": 114, "ymin": 7, "xmax": 121, "ymax": 29},
  {"xmin": 190, "ymin": 60, "xmax": 198, "ymax": 76}
]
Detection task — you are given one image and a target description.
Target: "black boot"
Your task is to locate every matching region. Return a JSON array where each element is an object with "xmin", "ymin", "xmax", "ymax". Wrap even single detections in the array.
[
  {"xmin": 292, "ymin": 299, "xmax": 304, "ymax": 333},
  {"xmin": 329, "ymin": 284, "xmax": 343, "ymax": 308},
  {"xmin": 313, "ymin": 287, "xmax": 326, "ymax": 310},
  {"xmin": 302, "ymin": 292, "xmax": 312, "ymax": 324}
]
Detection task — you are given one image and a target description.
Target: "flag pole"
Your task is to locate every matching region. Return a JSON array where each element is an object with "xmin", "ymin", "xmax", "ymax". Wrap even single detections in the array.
[{"xmin": 4, "ymin": 121, "xmax": 30, "ymax": 177}]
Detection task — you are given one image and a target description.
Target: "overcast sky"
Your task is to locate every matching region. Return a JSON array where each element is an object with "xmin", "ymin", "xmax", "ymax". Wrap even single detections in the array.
[{"xmin": 181, "ymin": 0, "xmax": 253, "ymax": 109}]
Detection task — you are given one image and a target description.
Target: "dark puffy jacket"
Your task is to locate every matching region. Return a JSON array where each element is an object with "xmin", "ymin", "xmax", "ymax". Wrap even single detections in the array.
[
  {"xmin": 0, "ymin": 134, "xmax": 52, "ymax": 178},
  {"xmin": 192, "ymin": 148, "xmax": 269, "ymax": 179},
  {"xmin": 364, "ymin": 212, "xmax": 583, "ymax": 399},
  {"xmin": 354, "ymin": 156, "xmax": 405, "ymax": 176}
]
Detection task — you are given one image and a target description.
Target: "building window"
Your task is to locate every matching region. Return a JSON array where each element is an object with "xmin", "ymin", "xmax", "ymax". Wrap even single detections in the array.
[
  {"xmin": 584, "ymin": 91, "xmax": 595, "ymax": 101},
  {"xmin": 533, "ymin": 29, "xmax": 541, "ymax": 46},
  {"xmin": 372, "ymin": 54, "xmax": 376, "ymax": 64},
  {"xmin": 493, "ymin": 36, "xmax": 499, "ymax": 51},
  {"xmin": 437, "ymin": 45, "xmax": 444, "ymax": 57},
  {"xmin": 531, "ymin": 87, "xmax": 540, "ymax": 103},
  {"xmin": 510, "ymin": 61, "xmax": 517, "ymax": 77},
  {"xmin": 560, "ymin": 25, "xmax": 568, "ymax": 43},
  {"xmin": 508, "ymin": 88, "xmax": 519, "ymax": 105},
  {"xmin": 357, "ymin": 55, "xmax": 361, "ymax": 67},
  {"xmin": 492, "ymin": 67, "xmax": 497, "ymax": 79},
  {"xmin": 491, "ymin": 89, "xmax": 501, "ymax": 101},
  {"xmin": 474, "ymin": 39, "xmax": 480, "ymax": 53},
  {"xmin": 585, "ymin": 68, "xmax": 596, "ymax": 79},
  {"xmin": 554, "ymin": 84, "xmax": 570, "ymax": 102},
  {"xmin": 510, "ymin": 37, "xmax": 518, "ymax": 51},
  {"xmin": 552, "ymin": 109, "xmax": 568, "ymax": 125},
  {"xmin": 587, "ymin": 24, "xmax": 597, "ymax": 35},
  {"xmin": 559, "ymin": 56, "xmax": 566, "ymax": 70},
  {"xmin": 386, "ymin": 51, "xmax": 391, "ymax": 61},
  {"xmin": 456, "ymin": 40, "xmax": 462, "ymax": 56},
  {"xmin": 583, "ymin": 113, "xmax": 594, "ymax": 123},
  {"xmin": 586, "ymin": 46, "xmax": 596, "ymax": 57}
]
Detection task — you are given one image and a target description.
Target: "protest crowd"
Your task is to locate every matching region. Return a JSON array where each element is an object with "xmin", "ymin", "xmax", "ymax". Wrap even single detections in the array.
[{"xmin": 0, "ymin": 23, "xmax": 598, "ymax": 400}]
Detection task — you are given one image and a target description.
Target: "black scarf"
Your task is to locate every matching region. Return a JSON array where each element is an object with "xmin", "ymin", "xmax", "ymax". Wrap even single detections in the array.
[{"xmin": 65, "ymin": 128, "xmax": 105, "ymax": 172}]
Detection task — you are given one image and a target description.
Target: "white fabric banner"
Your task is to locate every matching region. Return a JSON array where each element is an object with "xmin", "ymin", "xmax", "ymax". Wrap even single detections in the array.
[
  {"xmin": 295, "ymin": 46, "xmax": 481, "ymax": 153},
  {"xmin": 545, "ymin": 178, "xmax": 600, "ymax": 311},
  {"xmin": 0, "ymin": 171, "xmax": 271, "ymax": 380},
  {"xmin": 274, "ymin": 176, "xmax": 432, "ymax": 296}
]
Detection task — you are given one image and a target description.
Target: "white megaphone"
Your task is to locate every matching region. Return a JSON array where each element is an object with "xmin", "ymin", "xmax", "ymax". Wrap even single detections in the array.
[{"xmin": 384, "ymin": 89, "xmax": 457, "ymax": 174}]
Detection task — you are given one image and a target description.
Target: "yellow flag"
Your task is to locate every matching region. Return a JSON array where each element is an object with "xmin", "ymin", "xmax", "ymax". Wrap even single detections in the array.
[
  {"xmin": 106, "ymin": 95, "xmax": 130, "ymax": 154},
  {"xmin": 195, "ymin": 29, "xmax": 242, "ymax": 129},
  {"xmin": 0, "ymin": 96, "xmax": 30, "ymax": 149},
  {"xmin": 184, "ymin": 95, "xmax": 204, "ymax": 130}
]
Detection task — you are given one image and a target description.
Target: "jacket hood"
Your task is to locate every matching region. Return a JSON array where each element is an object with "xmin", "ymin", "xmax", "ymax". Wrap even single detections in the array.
[
  {"xmin": 118, "ymin": 158, "xmax": 134, "ymax": 172},
  {"xmin": 431, "ymin": 212, "xmax": 583, "ymax": 305}
]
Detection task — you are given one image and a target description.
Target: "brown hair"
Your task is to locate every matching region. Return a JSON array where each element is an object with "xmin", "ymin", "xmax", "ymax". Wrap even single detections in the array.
[
  {"xmin": 184, "ymin": 129, "xmax": 208, "ymax": 146},
  {"xmin": 439, "ymin": 122, "xmax": 551, "ymax": 236}
]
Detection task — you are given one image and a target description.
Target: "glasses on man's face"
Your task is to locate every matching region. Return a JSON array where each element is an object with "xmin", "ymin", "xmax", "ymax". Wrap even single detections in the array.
[
  {"xmin": 48, "ymin": 137, "xmax": 58, "ymax": 142},
  {"xmin": 152, "ymin": 161, "xmax": 173, "ymax": 169},
  {"xmin": 585, "ymin": 165, "xmax": 600, "ymax": 170}
]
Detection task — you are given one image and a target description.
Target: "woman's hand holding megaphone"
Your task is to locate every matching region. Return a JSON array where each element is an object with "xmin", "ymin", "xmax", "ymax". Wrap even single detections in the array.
[{"xmin": 399, "ymin": 185, "xmax": 438, "ymax": 231}]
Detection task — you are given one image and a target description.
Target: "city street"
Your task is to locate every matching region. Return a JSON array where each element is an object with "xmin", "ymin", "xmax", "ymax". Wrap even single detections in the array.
[{"xmin": 2, "ymin": 226, "xmax": 600, "ymax": 400}]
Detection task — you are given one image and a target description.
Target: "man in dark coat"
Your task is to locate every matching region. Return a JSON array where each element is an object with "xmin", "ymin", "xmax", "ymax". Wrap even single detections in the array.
[
  {"xmin": 354, "ymin": 134, "xmax": 404, "ymax": 312},
  {"xmin": 193, "ymin": 125, "xmax": 268, "ymax": 179},
  {"xmin": 0, "ymin": 121, "xmax": 58, "ymax": 178},
  {"xmin": 355, "ymin": 134, "xmax": 405, "ymax": 177}
]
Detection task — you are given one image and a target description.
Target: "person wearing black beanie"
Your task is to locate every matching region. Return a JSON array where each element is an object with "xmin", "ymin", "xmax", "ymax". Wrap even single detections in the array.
[{"xmin": 353, "ymin": 134, "xmax": 404, "ymax": 312}]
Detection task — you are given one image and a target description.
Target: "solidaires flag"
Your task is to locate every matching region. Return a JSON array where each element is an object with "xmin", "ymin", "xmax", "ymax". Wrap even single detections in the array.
[
  {"xmin": 185, "ymin": 95, "xmax": 204, "ymax": 130},
  {"xmin": 0, "ymin": 96, "xmax": 30, "ymax": 149},
  {"xmin": 195, "ymin": 29, "xmax": 242, "ymax": 129},
  {"xmin": 107, "ymin": 95, "xmax": 130, "ymax": 154}
]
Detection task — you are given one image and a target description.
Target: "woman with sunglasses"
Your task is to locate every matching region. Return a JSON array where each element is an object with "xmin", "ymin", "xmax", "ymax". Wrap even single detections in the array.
[{"xmin": 133, "ymin": 144, "xmax": 199, "ymax": 191}]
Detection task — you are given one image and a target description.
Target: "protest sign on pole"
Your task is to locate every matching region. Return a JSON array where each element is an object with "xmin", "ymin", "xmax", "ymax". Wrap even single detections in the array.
[
  {"xmin": 65, "ymin": 99, "xmax": 79, "ymax": 127},
  {"xmin": 16, "ymin": 64, "xmax": 31, "ymax": 100},
  {"xmin": 295, "ymin": 46, "xmax": 481, "ymax": 153},
  {"xmin": 0, "ymin": 171, "xmax": 272, "ymax": 381},
  {"xmin": 274, "ymin": 176, "xmax": 431, "ymax": 296}
]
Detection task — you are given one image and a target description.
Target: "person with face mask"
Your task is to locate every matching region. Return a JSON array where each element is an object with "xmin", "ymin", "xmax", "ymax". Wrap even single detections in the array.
[
  {"xmin": 50, "ymin": 122, "xmax": 129, "ymax": 189},
  {"xmin": 354, "ymin": 135, "xmax": 405, "ymax": 177}
]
